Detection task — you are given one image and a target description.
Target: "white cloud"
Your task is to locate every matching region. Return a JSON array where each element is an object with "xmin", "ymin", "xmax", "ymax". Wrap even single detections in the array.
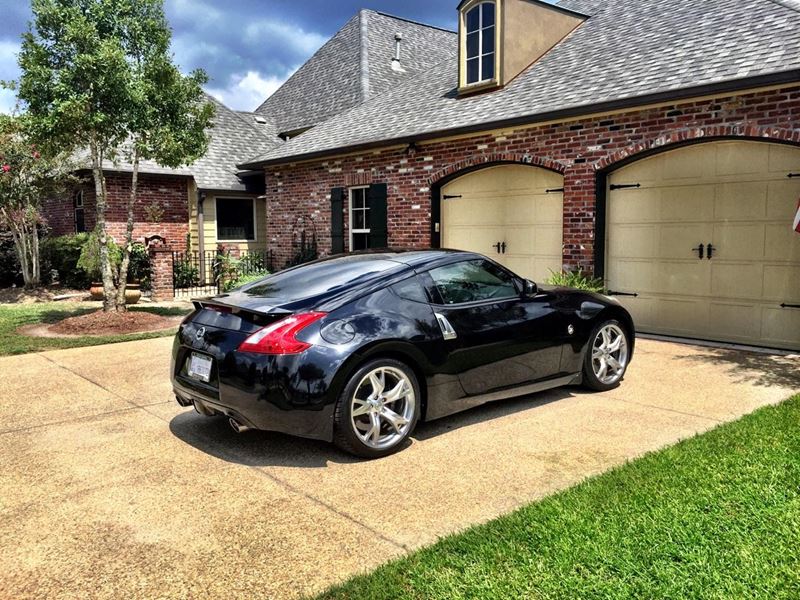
[
  {"xmin": 243, "ymin": 20, "xmax": 326, "ymax": 57},
  {"xmin": 205, "ymin": 69, "xmax": 292, "ymax": 111}
]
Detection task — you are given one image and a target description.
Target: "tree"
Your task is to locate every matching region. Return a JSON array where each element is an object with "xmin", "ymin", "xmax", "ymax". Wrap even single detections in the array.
[
  {"xmin": 0, "ymin": 113, "xmax": 76, "ymax": 287},
  {"xmin": 17, "ymin": 0, "xmax": 212, "ymax": 311},
  {"xmin": 114, "ymin": 0, "xmax": 213, "ymax": 309}
]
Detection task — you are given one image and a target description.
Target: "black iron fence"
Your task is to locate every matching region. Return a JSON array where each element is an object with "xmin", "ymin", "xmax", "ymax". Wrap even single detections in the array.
[{"xmin": 172, "ymin": 249, "xmax": 274, "ymax": 298}]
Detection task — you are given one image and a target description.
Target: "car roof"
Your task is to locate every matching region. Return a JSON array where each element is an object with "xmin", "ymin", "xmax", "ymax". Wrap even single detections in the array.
[{"xmin": 344, "ymin": 248, "xmax": 484, "ymax": 269}]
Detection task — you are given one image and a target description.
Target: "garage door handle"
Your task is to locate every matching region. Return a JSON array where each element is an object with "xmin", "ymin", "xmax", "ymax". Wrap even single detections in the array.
[
  {"xmin": 607, "ymin": 290, "xmax": 639, "ymax": 297},
  {"xmin": 706, "ymin": 243, "xmax": 715, "ymax": 259},
  {"xmin": 692, "ymin": 244, "xmax": 705, "ymax": 259}
]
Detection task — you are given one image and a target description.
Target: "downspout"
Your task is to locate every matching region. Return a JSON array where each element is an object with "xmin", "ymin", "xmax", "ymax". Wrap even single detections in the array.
[{"xmin": 197, "ymin": 190, "xmax": 206, "ymax": 282}]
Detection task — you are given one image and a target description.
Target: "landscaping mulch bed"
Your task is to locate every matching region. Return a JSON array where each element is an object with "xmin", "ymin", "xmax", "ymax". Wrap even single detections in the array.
[
  {"xmin": 49, "ymin": 310, "xmax": 181, "ymax": 336},
  {"xmin": 0, "ymin": 286, "xmax": 88, "ymax": 304}
]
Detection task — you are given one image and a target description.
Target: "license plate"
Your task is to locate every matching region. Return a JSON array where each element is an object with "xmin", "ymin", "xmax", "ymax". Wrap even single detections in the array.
[{"xmin": 187, "ymin": 353, "xmax": 213, "ymax": 382}]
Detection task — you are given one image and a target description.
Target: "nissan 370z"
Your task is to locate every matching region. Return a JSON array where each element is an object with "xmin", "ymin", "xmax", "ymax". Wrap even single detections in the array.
[{"xmin": 171, "ymin": 250, "xmax": 634, "ymax": 458}]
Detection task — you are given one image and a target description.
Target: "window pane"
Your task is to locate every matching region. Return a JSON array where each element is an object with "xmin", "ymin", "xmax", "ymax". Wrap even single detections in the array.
[
  {"xmin": 429, "ymin": 260, "xmax": 517, "ymax": 305},
  {"xmin": 217, "ymin": 198, "xmax": 255, "ymax": 240},
  {"xmin": 466, "ymin": 31, "xmax": 479, "ymax": 59},
  {"xmin": 482, "ymin": 53, "xmax": 495, "ymax": 81},
  {"xmin": 466, "ymin": 6, "xmax": 480, "ymax": 32},
  {"xmin": 482, "ymin": 2, "xmax": 495, "ymax": 27},
  {"xmin": 352, "ymin": 233, "xmax": 370, "ymax": 251},
  {"xmin": 466, "ymin": 57, "xmax": 480, "ymax": 84},
  {"xmin": 482, "ymin": 26, "xmax": 495, "ymax": 53},
  {"xmin": 353, "ymin": 209, "xmax": 365, "ymax": 230}
]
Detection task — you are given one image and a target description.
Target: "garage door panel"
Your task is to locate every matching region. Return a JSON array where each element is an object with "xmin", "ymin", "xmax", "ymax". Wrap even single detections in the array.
[
  {"xmin": 762, "ymin": 265, "xmax": 800, "ymax": 302},
  {"xmin": 712, "ymin": 223, "xmax": 765, "ymax": 261},
  {"xmin": 607, "ymin": 140, "xmax": 800, "ymax": 350},
  {"xmin": 660, "ymin": 186, "xmax": 715, "ymax": 221},
  {"xmin": 768, "ymin": 144, "xmax": 800, "ymax": 173},
  {"xmin": 765, "ymin": 224, "xmax": 800, "ymax": 262},
  {"xmin": 443, "ymin": 225, "xmax": 504, "ymax": 253},
  {"xmin": 534, "ymin": 194, "xmax": 563, "ymax": 223},
  {"xmin": 716, "ymin": 142, "xmax": 770, "ymax": 176},
  {"xmin": 655, "ymin": 261, "xmax": 711, "ymax": 296},
  {"xmin": 766, "ymin": 180, "xmax": 800, "ymax": 217},
  {"xmin": 714, "ymin": 182, "xmax": 767, "ymax": 220},
  {"xmin": 658, "ymin": 224, "xmax": 712, "ymax": 260},
  {"xmin": 761, "ymin": 306, "xmax": 800, "ymax": 348},
  {"xmin": 711, "ymin": 262, "xmax": 763, "ymax": 300},
  {"xmin": 708, "ymin": 302, "xmax": 762, "ymax": 341}
]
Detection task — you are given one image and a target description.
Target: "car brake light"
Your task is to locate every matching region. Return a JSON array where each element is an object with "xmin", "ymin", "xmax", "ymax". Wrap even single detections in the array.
[{"xmin": 237, "ymin": 312, "xmax": 327, "ymax": 355}]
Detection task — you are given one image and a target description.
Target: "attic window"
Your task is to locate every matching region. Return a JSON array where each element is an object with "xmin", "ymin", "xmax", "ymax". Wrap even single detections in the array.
[{"xmin": 464, "ymin": 1, "xmax": 496, "ymax": 85}]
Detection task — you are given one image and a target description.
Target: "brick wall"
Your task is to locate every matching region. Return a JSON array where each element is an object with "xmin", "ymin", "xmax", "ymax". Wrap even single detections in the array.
[
  {"xmin": 265, "ymin": 85, "xmax": 800, "ymax": 272},
  {"xmin": 43, "ymin": 172, "xmax": 191, "ymax": 251}
]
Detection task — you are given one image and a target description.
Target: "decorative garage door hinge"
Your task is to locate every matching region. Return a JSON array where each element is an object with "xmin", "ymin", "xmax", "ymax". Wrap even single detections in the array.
[
  {"xmin": 607, "ymin": 290, "xmax": 639, "ymax": 297},
  {"xmin": 788, "ymin": 173, "xmax": 800, "ymax": 178},
  {"xmin": 780, "ymin": 303, "xmax": 800, "ymax": 309},
  {"xmin": 442, "ymin": 194, "xmax": 463, "ymax": 200},
  {"xmin": 546, "ymin": 187, "xmax": 565, "ymax": 193},
  {"xmin": 609, "ymin": 183, "xmax": 642, "ymax": 191}
]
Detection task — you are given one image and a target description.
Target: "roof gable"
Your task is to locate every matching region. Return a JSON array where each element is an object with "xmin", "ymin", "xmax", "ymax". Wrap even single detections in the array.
[{"xmin": 255, "ymin": 9, "xmax": 456, "ymax": 136}]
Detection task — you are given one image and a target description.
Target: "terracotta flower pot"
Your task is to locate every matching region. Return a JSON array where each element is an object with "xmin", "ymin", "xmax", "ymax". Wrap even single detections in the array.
[
  {"xmin": 89, "ymin": 283, "xmax": 104, "ymax": 300},
  {"xmin": 124, "ymin": 284, "xmax": 142, "ymax": 305}
]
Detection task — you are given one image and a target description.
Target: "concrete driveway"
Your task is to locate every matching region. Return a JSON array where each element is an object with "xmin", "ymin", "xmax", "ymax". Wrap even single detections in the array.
[{"xmin": 1, "ymin": 336, "xmax": 798, "ymax": 599}]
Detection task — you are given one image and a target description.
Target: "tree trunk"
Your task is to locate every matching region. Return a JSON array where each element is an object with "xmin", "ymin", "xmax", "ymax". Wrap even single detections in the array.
[
  {"xmin": 90, "ymin": 139, "xmax": 117, "ymax": 312},
  {"xmin": 2, "ymin": 207, "xmax": 40, "ymax": 288},
  {"xmin": 115, "ymin": 147, "xmax": 140, "ymax": 311}
]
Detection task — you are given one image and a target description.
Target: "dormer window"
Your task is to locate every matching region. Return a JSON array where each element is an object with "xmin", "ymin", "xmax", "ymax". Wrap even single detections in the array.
[{"xmin": 465, "ymin": 2, "xmax": 496, "ymax": 85}]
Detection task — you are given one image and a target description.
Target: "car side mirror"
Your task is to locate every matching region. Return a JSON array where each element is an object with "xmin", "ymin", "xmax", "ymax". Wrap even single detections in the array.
[{"xmin": 522, "ymin": 279, "xmax": 538, "ymax": 297}]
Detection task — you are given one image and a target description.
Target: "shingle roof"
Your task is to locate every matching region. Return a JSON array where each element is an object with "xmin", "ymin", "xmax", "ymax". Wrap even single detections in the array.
[
  {"xmin": 243, "ymin": 0, "xmax": 800, "ymax": 168},
  {"xmin": 254, "ymin": 9, "xmax": 457, "ymax": 136}
]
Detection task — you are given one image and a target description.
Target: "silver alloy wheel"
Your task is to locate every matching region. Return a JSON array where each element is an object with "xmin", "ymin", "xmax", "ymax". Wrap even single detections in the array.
[
  {"xmin": 591, "ymin": 323, "xmax": 629, "ymax": 385},
  {"xmin": 350, "ymin": 366, "xmax": 416, "ymax": 450}
]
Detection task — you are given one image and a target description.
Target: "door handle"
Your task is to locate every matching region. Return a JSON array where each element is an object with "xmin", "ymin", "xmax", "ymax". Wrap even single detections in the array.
[
  {"xmin": 692, "ymin": 244, "xmax": 704, "ymax": 259},
  {"xmin": 706, "ymin": 243, "xmax": 715, "ymax": 259},
  {"xmin": 500, "ymin": 242, "xmax": 506, "ymax": 254}
]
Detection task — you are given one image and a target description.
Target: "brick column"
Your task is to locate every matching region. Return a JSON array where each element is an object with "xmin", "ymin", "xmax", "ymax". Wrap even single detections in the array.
[
  {"xmin": 149, "ymin": 248, "xmax": 174, "ymax": 301},
  {"xmin": 562, "ymin": 164, "xmax": 598, "ymax": 274}
]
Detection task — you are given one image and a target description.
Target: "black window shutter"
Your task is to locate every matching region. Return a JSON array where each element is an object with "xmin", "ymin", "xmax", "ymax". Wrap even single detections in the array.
[
  {"xmin": 367, "ymin": 183, "xmax": 388, "ymax": 249},
  {"xmin": 330, "ymin": 187, "xmax": 345, "ymax": 254}
]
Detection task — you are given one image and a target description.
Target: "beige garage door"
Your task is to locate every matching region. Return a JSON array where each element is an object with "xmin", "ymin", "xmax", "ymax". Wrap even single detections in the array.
[
  {"xmin": 441, "ymin": 164, "xmax": 563, "ymax": 281},
  {"xmin": 606, "ymin": 141, "xmax": 800, "ymax": 350}
]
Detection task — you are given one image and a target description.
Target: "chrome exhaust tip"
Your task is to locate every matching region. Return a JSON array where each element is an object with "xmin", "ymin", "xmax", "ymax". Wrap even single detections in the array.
[{"xmin": 228, "ymin": 417, "xmax": 252, "ymax": 434}]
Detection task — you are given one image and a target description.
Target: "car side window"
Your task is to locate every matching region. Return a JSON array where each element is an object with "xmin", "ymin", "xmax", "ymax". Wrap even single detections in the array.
[
  {"xmin": 391, "ymin": 275, "xmax": 430, "ymax": 304},
  {"xmin": 429, "ymin": 260, "xmax": 518, "ymax": 305}
]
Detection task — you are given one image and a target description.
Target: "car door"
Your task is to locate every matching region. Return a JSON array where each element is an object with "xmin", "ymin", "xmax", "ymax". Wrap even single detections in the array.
[{"xmin": 422, "ymin": 259, "xmax": 566, "ymax": 398}]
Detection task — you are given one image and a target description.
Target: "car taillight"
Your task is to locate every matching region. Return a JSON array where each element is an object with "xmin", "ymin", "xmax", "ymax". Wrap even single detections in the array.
[{"xmin": 237, "ymin": 312, "xmax": 327, "ymax": 355}]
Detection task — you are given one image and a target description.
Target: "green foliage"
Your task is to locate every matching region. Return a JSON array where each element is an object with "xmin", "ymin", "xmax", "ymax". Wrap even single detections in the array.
[
  {"xmin": 40, "ymin": 233, "xmax": 91, "ymax": 289},
  {"xmin": 128, "ymin": 243, "xmax": 152, "ymax": 290},
  {"xmin": 173, "ymin": 259, "xmax": 199, "ymax": 289},
  {"xmin": 546, "ymin": 269, "xmax": 604, "ymax": 292},
  {"xmin": 223, "ymin": 271, "xmax": 270, "ymax": 292},
  {"xmin": 77, "ymin": 231, "xmax": 122, "ymax": 282},
  {"xmin": 319, "ymin": 396, "xmax": 800, "ymax": 599},
  {"xmin": 0, "ymin": 232, "xmax": 22, "ymax": 287}
]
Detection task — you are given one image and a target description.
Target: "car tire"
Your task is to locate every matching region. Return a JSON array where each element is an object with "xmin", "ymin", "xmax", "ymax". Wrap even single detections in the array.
[
  {"xmin": 582, "ymin": 319, "xmax": 631, "ymax": 392},
  {"xmin": 333, "ymin": 358, "xmax": 420, "ymax": 459}
]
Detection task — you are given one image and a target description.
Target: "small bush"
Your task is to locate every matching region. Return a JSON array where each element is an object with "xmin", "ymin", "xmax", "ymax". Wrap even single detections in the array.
[
  {"xmin": 40, "ymin": 233, "xmax": 92, "ymax": 289},
  {"xmin": 546, "ymin": 269, "xmax": 604, "ymax": 293},
  {"xmin": 223, "ymin": 270, "xmax": 269, "ymax": 292},
  {"xmin": 128, "ymin": 243, "xmax": 152, "ymax": 291},
  {"xmin": 174, "ymin": 260, "xmax": 199, "ymax": 289},
  {"xmin": 0, "ymin": 231, "xmax": 22, "ymax": 287}
]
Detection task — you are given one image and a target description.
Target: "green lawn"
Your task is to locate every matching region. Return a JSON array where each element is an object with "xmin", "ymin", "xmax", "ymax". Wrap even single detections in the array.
[
  {"xmin": 319, "ymin": 396, "xmax": 800, "ymax": 600},
  {"xmin": 0, "ymin": 302, "xmax": 191, "ymax": 356}
]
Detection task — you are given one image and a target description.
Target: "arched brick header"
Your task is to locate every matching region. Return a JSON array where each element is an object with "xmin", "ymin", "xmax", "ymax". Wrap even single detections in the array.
[
  {"xmin": 594, "ymin": 124, "xmax": 800, "ymax": 171},
  {"xmin": 427, "ymin": 152, "xmax": 568, "ymax": 186}
]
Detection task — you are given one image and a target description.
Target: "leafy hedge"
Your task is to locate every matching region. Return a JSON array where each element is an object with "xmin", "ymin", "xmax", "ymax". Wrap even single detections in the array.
[{"xmin": 40, "ymin": 233, "xmax": 92, "ymax": 289}]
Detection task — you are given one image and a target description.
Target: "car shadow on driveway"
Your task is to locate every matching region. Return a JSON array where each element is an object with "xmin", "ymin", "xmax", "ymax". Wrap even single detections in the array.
[
  {"xmin": 168, "ymin": 386, "xmax": 585, "ymax": 468},
  {"xmin": 678, "ymin": 348, "xmax": 800, "ymax": 389}
]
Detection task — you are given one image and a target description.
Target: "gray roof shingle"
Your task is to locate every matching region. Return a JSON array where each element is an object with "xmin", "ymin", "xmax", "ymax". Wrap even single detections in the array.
[
  {"xmin": 243, "ymin": 0, "xmax": 800, "ymax": 167},
  {"xmin": 254, "ymin": 9, "xmax": 457, "ymax": 135}
]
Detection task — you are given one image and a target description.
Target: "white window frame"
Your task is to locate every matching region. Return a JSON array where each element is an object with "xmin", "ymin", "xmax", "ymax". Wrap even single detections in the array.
[
  {"xmin": 462, "ymin": 0, "xmax": 497, "ymax": 87},
  {"xmin": 215, "ymin": 196, "xmax": 258, "ymax": 243},
  {"xmin": 349, "ymin": 186, "xmax": 370, "ymax": 251}
]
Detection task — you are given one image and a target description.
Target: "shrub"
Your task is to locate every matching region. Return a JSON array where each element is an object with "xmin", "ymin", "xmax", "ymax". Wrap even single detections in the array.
[
  {"xmin": 77, "ymin": 231, "xmax": 122, "ymax": 282},
  {"xmin": 128, "ymin": 243, "xmax": 152, "ymax": 291},
  {"xmin": 174, "ymin": 259, "xmax": 199, "ymax": 289},
  {"xmin": 0, "ymin": 231, "xmax": 22, "ymax": 287},
  {"xmin": 40, "ymin": 233, "xmax": 92, "ymax": 289},
  {"xmin": 223, "ymin": 270, "xmax": 269, "ymax": 292},
  {"xmin": 546, "ymin": 269, "xmax": 604, "ymax": 293}
]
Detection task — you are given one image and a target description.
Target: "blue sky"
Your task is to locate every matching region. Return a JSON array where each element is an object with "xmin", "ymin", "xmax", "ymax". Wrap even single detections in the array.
[{"xmin": 0, "ymin": 0, "xmax": 460, "ymax": 114}]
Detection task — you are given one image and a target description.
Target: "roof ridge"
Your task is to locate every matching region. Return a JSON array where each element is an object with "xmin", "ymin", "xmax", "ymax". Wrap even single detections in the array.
[
  {"xmin": 359, "ymin": 9, "xmax": 371, "ymax": 101},
  {"xmin": 764, "ymin": 0, "xmax": 800, "ymax": 12},
  {"xmin": 364, "ymin": 9, "xmax": 457, "ymax": 34}
]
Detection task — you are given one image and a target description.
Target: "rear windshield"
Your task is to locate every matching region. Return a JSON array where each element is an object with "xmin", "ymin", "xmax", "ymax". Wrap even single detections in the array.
[{"xmin": 241, "ymin": 256, "xmax": 406, "ymax": 300}]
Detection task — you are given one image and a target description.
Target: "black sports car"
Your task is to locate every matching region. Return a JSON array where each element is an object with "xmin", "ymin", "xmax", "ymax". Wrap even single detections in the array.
[{"xmin": 171, "ymin": 250, "xmax": 634, "ymax": 458}]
